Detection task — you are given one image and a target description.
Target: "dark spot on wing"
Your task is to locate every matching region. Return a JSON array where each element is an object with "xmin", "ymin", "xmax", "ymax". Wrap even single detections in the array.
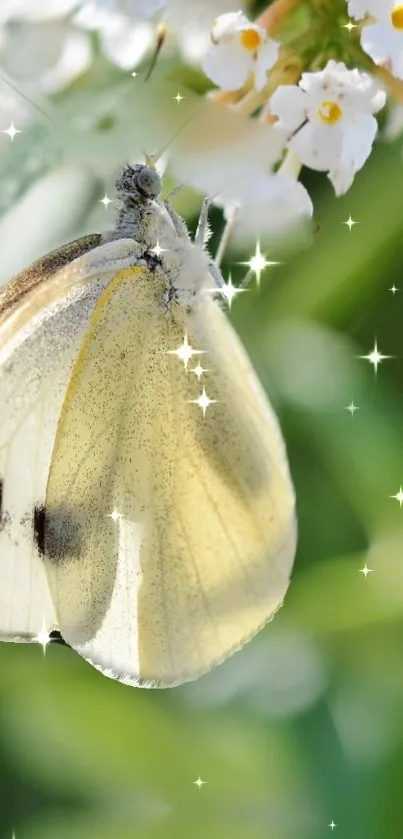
[
  {"xmin": 34, "ymin": 504, "xmax": 82, "ymax": 561},
  {"xmin": 0, "ymin": 478, "xmax": 12, "ymax": 536},
  {"xmin": 33, "ymin": 505, "xmax": 46, "ymax": 555}
]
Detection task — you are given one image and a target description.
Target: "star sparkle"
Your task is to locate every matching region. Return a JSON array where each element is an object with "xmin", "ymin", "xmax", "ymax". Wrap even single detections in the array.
[
  {"xmin": 1, "ymin": 122, "xmax": 21, "ymax": 141},
  {"xmin": 240, "ymin": 241, "xmax": 279, "ymax": 286},
  {"xmin": 360, "ymin": 564, "xmax": 373, "ymax": 577},
  {"xmin": 359, "ymin": 340, "xmax": 391, "ymax": 374},
  {"xmin": 131, "ymin": 71, "xmax": 137, "ymax": 78},
  {"xmin": 207, "ymin": 274, "xmax": 246, "ymax": 308},
  {"xmin": 107, "ymin": 509, "xmax": 124, "ymax": 522},
  {"xmin": 174, "ymin": 91, "xmax": 185, "ymax": 104},
  {"xmin": 191, "ymin": 363, "xmax": 209, "ymax": 379},
  {"xmin": 100, "ymin": 193, "xmax": 112, "ymax": 209},
  {"xmin": 343, "ymin": 215, "xmax": 358, "ymax": 230},
  {"xmin": 342, "ymin": 20, "xmax": 357, "ymax": 32},
  {"xmin": 345, "ymin": 401, "xmax": 359, "ymax": 415},
  {"xmin": 34, "ymin": 618, "xmax": 52, "ymax": 655},
  {"xmin": 220, "ymin": 274, "xmax": 246, "ymax": 308},
  {"xmin": 390, "ymin": 486, "xmax": 403, "ymax": 507},
  {"xmin": 192, "ymin": 777, "xmax": 207, "ymax": 789},
  {"xmin": 167, "ymin": 335, "xmax": 204, "ymax": 370},
  {"xmin": 329, "ymin": 821, "xmax": 337, "ymax": 830},
  {"xmin": 191, "ymin": 388, "xmax": 216, "ymax": 417},
  {"xmin": 151, "ymin": 240, "xmax": 167, "ymax": 257},
  {"xmin": 390, "ymin": 285, "xmax": 399, "ymax": 294}
]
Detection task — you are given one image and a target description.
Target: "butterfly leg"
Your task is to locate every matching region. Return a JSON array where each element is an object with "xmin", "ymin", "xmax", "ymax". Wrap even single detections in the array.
[
  {"xmin": 163, "ymin": 189, "xmax": 190, "ymax": 241},
  {"xmin": 208, "ymin": 259, "xmax": 224, "ymax": 290},
  {"xmin": 215, "ymin": 204, "xmax": 238, "ymax": 266},
  {"xmin": 194, "ymin": 196, "xmax": 212, "ymax": 248}
]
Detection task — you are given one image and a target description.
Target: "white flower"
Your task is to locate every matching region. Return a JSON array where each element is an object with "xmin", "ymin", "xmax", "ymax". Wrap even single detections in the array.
[
  {"xmin": 348, "ymin": 0, "xmax": 403, "ymax": 80},
  {"xmin": 219, "ymin": 173, "xmax": 313, "ymax": 244},
  {"xmin": 74, "ymin": 1, "xmax": 154, "ymax": 70},
  {"xmin": 270, "ymin": 60, "xmax": 386, "ymax": 195},
  {"xmin": 166, "ymin": 0, "xmax": 244, "ymax": 64},
  {"xmin": 0, "ymin": 0, "xmax": 78, "ymax": 24},
  {"xmin": 75, "ymin": 0, "xmax": 244, "ymax": 69},
  {"xmin": 0, "ymin": 18, "xmax": 92, "ymax": 93},
  {"xmin": 169, "ymin": 96, "xmax": 285, "ymax": 197},
  {"xmin": 202, "ymin": 11, "xmax": 279, "ymax": 92}
]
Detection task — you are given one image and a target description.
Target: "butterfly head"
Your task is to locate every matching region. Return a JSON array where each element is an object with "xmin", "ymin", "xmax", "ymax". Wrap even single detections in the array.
[{"xmin": 116, "ymin": 164, "xmax": 162, "ymax": 201}]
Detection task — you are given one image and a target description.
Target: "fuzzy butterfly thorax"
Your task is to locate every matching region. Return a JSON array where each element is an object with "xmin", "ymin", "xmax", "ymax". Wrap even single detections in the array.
[{"xmin": 104, "ymin": 163, "xmax": 215, "ymax": 308}]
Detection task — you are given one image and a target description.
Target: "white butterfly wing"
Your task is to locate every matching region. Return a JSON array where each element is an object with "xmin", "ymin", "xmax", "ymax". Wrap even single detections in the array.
[
  {"xmin": 0, "ymin": 237, "xmax": 139, "ymax": 641},
  {"xmin": 43, "ymin": 263, "xmax": 296, "ymax": 687}
]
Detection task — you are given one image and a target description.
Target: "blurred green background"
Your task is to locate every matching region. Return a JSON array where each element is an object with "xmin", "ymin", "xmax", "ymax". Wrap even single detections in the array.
[{"xmin": 1, "ymin": 2, "xmax": 403, "ymax": 838}]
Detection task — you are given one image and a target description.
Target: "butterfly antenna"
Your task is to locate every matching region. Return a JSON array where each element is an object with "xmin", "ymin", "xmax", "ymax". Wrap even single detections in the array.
[
  {"xmin": 146, "ymin": 111, "xmax": 197, "ymax": 170},
  {"xmin": 144, "ymin": 22, "xmax": 168, "ymax": 82},
  {"xmin": 0, "ymin": 70, "xmax": 57, "ymax": 125}
]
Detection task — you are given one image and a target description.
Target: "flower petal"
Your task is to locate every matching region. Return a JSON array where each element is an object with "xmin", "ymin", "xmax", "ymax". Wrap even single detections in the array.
[
  {"xmin": 347, "ymin": 0, "xmax": 393, "ymax": 21},
  {"xmin": 221, "ymin": 173, "xmax": 313, "ymax": 242},
  {"xmin": 254, "ymin": 39, "xmax": 279, "ymax": 91},
  {"xmin": 202, "ymin": 40, "xmax": 252, "ymax": 90},
  {"xmin": 100, "ymin": 15, "xmax": 154, "ymax": 70},
  {"xmin": 270, "ymin": 85, "xmax": 310, "ymax": 133},
  {"xmin": 211, "ymin": 11, "xmax": 245, "ymax": 41},
  {"xmin": 330, "ymin": 112, "xmax": 378, "ymax": 195},
  {"xmin": 290, "ymin": 121, "xmax": 344, "ymax": 172},
  {"xmin": 361, "ymin": 19, "xmax": 403, "ymax": 79}
]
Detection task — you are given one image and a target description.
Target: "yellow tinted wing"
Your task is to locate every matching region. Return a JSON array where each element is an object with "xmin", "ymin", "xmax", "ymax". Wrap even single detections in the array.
[{"xmin": 45, "ymin": 266, "xmax": 296, "ymax": 686}]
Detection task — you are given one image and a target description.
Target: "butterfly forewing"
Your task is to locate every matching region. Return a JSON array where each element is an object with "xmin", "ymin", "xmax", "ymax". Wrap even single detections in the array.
[
  {"xmin": 0, "ymin": 238, "xmax": 139, "ymax": 642},
  {"xmin": 44, "ymin": 263, "xmax": 296, "ymax": 687}
]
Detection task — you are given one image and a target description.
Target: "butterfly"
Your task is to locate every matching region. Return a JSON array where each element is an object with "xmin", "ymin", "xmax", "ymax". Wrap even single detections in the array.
[{"xmin": 0, "ymin": 159, "xmax": 296, "ymax": 687}]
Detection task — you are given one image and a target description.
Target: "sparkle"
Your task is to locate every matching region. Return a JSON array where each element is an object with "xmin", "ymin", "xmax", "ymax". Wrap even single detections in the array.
[
  {"xmin": 34, "ymin": 618, "xmax": 52, "ymax": 655},
  {"xmin": 207, "ymin": 274, "xmax": 246, "ymax": 308},
  {"xmin": 220, "ymin": 274, "xmax": 246, "ymax": 308},
  {"xmin": 1, "ymin": 122, "xmax": 21, "ymax": 141},
  {"xmin": 167, "ymin": 335, "xmax": 204, "ymax": 370},
  {"xmin": 359, "ymin": 340, "xmax": 391, "ymax": 374},
  {"xmin": 343, "ymin": 215, "xmax": 358, "ymax": 230},
  {"xmin": 345, "ymin": 401, "xmax": 359, "ymax": 416},
  {"xmin": 390, "ymin": 486, "xmax": 403, "ymax": 507},
  {"xmin": 100, "ymin": 193, "xmax": 112, "ymax": 209},
  {"xmin": 191, "ymin": 362, "xmax": 209, "ymax": 379},
  {"xmin": 174, "ymin": 91, "xmax": 185, "ymax": 104},
  {"xmin": 329, "ymin": 821, "xmax": 337, "ymax": 830},
  {"xmin": 360, "ymin": 564, "xmax": 373, "ymax": 577},
  {"xmin": 240, "ymin": 241, "xmax": 279, "ymax": 286},
  {"xmin": 342, "ymin": 20, "xmax": 357, "ymax": 32},
  {"xmin": 390, "ymin": 285, "xmax": 399, "ymax": 294},
  {"xmin": 107, "ymin": 509, "xmax": 123, "ymax": 522},
  {"xmin": 131, "ymin": 71, "xmax": 137, "ymax": 78},
  {"xmin": 151, "ymin": 240, "xmax": 168, "ymax": 257},
  {"xmin": 192, "ymin": 776, "xmax": 207, "ymax": 789},
  {"xmin": 191, "ymin": 387, "xmax": 216, "ymax": 417}
]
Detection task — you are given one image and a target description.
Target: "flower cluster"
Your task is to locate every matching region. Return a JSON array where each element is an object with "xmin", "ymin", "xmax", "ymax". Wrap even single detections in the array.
[
  {"xmin": 196, "ymin": 3, "xmax": 393, "ymax": 234},
  {"xmin": 0, "ymin": 0, "xmax": 402, "ymax": 244}
]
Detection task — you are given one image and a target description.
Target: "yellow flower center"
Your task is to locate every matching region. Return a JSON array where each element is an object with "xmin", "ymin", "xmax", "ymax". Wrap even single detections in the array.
[
  {"xmin": 240, "ymin": 28, "xmax": 262, "ymax": 51},
  {"xmin": 391, "ymin": 5, "xmax": 403, "ymax": 29},
  {"xmin": 318, "ymin": 100, "xmax": 343, "ymax": 125}
]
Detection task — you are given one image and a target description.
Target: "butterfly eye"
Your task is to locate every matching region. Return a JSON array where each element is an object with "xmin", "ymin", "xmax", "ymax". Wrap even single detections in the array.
[{"xmin": 137, "ymin": 166, "xmax": 162, "ymax": 198}]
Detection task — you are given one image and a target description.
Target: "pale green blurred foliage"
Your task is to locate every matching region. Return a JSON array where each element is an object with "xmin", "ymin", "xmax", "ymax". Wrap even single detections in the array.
[{"xmin": 1, "ymin": 5, "xmax": 403, "ymax": 839}]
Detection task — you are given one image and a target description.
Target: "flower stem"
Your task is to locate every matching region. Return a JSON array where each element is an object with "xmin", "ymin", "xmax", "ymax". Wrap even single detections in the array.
[
  {"xmin": 375, "ymin": 66, "xmax": 403, "ymax": 104},
  {"xmin": 257, "ymin": 0, "xmax": 300, "ymax": 35},
  {"xmin": 278, "ymin": 149, "xmax": 302, "ymax": 179}
]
